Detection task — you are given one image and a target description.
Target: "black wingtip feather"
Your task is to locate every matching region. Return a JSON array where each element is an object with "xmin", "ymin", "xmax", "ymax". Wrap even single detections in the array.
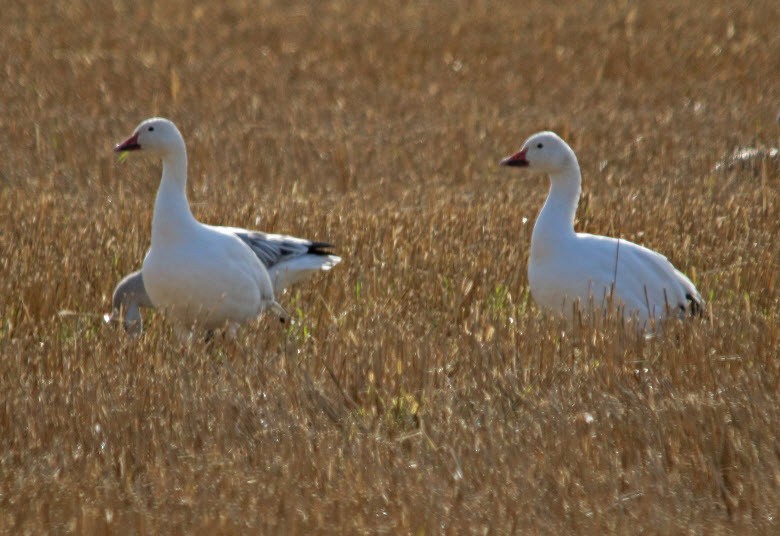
[
  {"xmin": 685, "ymin": 293, "xmax": 704, "ymax": 318},
  {"xmin": 307, "ymin": 241, "xmax": 336, "ymax": 256}
]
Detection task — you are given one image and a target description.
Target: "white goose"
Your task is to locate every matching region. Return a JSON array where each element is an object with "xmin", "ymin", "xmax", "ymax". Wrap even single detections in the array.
[
  {"xmin": 110, "ymin": 231, "xmax": 341, "ymax": 335},
  {"xmin": 500, "ymin": 131, "xmax": 703, "ymax": 325},
  {"xmin": 114, "ymin": 117, "xmax": 293, "ymax": 331}
]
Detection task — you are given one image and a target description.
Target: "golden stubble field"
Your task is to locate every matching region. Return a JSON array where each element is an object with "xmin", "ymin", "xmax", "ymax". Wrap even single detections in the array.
[{"xmin": 1, "ymin": 0, "xmax": 779, "ymax": 533}]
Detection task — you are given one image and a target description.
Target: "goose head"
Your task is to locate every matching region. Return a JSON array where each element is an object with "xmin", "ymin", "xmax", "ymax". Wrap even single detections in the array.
[
  {"xmin": 114, "ymin": 117, "xmax": 184, "ymax": 156},
  {"xmin": 500, "ymin": 131, "xmax": 577, "ymax": 175}
]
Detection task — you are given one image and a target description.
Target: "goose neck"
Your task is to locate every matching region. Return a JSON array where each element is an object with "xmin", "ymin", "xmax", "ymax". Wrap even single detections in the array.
[
  {"xmin": 152, "ymin": 147, "xmax": 197, "ymax": 244},
  {"xmin": 530, "ymin": 165, "xmax": 582, "ymax": 261}
]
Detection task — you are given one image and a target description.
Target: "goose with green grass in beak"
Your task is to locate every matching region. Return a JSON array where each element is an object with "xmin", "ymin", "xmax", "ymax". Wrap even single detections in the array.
[
  {"xmin": 500, "ymin": 131, "xmax": 703, "ymax": 326},
  {"xmin": 114, "ymin": 117, "xmax": 292, "ymax": 333}
]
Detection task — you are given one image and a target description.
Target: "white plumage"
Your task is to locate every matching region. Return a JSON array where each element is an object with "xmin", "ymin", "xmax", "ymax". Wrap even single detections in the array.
[
  {"xmin": 114, "ymin": 117, "xmax": 290, "ymax": 331},
  {"xmin": 110, "ymin": 229, "xmax": 341, "ymax": 335},
  {"xmin": 500, "ymin": 131, "xmax": 703, "ymax": 325}
]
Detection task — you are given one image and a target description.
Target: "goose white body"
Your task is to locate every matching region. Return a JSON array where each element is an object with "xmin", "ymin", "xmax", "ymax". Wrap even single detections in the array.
[
  {"xmin": 141, "ymin": 220, "xmax": 275, "ymax": 330},
  {"xmin": 110, "ymin": 229, "xmax": 341, "ymax": 334},
  {"xmin": 528, "ymin": 230, "xmax": 701, "ymax": 322}
]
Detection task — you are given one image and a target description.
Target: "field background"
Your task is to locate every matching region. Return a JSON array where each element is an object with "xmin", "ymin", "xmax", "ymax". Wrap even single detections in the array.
[{"xmin": 1, "ymin": 0, "xmax": 779, "ymax": 533}]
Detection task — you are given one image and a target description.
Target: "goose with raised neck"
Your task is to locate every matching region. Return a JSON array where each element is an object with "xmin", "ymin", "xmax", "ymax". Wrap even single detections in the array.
[
  {"xmin": 114, "ymin": 117, "xmax": 289, "ymax": 332},
  {"xmin": 500, "ymin": 131, "xmax": 703, "ymax": 326}
]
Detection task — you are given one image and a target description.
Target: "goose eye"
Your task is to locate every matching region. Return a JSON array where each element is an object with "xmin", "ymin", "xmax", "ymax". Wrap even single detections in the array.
[
  {"xmin": 148, "ymin": 127, "xmax": 154, "ymax": 132},
  {"xmin": 537, "ymin": 143, "xmax": 543, "ymax": 149}
]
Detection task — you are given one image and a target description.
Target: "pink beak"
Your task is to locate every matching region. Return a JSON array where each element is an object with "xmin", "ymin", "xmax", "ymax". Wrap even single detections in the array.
[
  {"xmin": 114, "ymin": 132, "xmax": 141, "ymax": 152},
  {"xmin": 499, "ymin": 147, "xmax": 529, "ymax": 167}
]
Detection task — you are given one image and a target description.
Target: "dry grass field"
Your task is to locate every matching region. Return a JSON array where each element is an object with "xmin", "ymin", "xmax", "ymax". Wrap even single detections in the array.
[{"xmin": 1, "ymin": 0, "xmax": 779, "ymax": 533}]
